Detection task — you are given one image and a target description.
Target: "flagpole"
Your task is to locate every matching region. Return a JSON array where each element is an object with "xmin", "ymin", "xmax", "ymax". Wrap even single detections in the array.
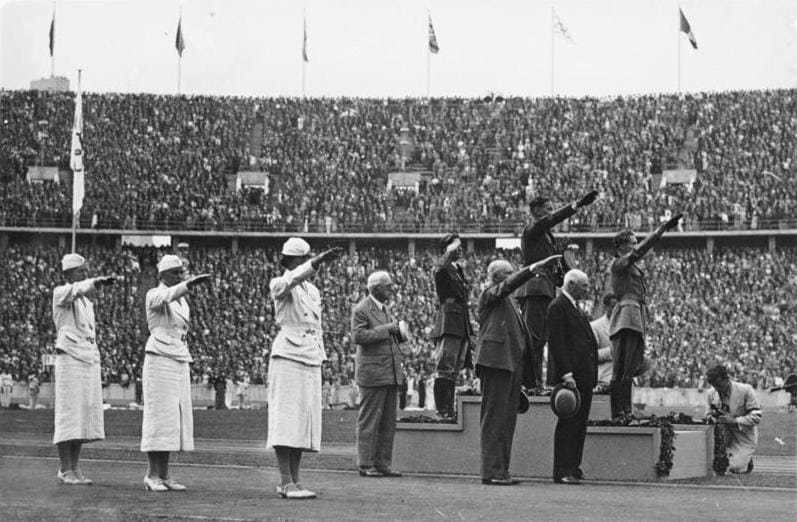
[
  {"xmin": 51, "ymin": 2, "xmax": 55, "ymax": 77},
  {"xmin": 550, "ymin": 6, "xmax": 555, "ymax": 97},
  {"xmin": 677, "ymin": 9, "xmax": 682, "ymax": 93},
  {"xmin": 302, "ymin": 10, "xmax": 306, "ymax": 98},
  {"xmin": 71, "ymin": 69, "xmax": 81, "ymax": 253},
  {"xmin": 177, "ymin": 7, "xmax": 183, "ymax": 95}
]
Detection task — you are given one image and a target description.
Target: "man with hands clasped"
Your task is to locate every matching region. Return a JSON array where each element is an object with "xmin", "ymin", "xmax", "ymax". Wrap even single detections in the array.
[
  {"xmin": 140, "ymin": 255, "xmax": 212, "ymax": 492},
  {"xmin": 352, "ymin": 271, "xmax": 406, "ymax": 478},
  {"xmin": 52, "ymin": 253, "xmax": 117, "ymax": 486}
]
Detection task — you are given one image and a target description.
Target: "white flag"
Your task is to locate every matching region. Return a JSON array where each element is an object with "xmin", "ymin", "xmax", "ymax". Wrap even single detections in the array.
[{"xmin": 70, "ymin": 83, "xmax": 85, "ymax": 215}]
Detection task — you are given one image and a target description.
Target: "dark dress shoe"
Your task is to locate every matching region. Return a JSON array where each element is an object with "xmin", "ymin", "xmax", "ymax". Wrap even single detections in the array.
[
  {"xmin": 359, "ymin": 467, "xmax": 383, "ymax": 477},
  {"xmin": 376, "ymin": 468, "xmax": 403, "ymax": 477},
  {"xmin": 481, "ymin": 478, "xmax": 515, "ymax": 486},
  {"xmin": 573, "ymin": 468, "xmax": 585, "ymax": 480},
  {"xmin": 553, "ymin": 476, "xmax": 581, "ymax": 485}
]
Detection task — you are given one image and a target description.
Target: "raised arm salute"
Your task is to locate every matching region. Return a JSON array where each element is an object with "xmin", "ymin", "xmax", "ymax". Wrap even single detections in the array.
[
  {"xmin": 516, "ymin": 190, "xmax": 598, "ymax": 390},
  {"xmin": 608, "ymin": 214, "xmax": 682, "ymax": 420},
  {"xmin": 53, "ymin": 253, "xmax": 117, "ymax": 486},
  {"xmin": 140, "ymin": 255, "xmax": 212, "ymax": 492}
]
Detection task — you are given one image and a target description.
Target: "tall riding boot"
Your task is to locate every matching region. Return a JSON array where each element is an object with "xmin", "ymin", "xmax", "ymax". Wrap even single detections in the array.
[
  {"xmin": 446, "ymin": 379, "xmax": 457, "ymax": 418},
  {"xmin": 623, "ymin": 380, "xmax": 634, "ymax": 417},
  {"xmin": 609, "ymin": 380, "xmax": 622, "ymax": 420},
  {"xmin": 433, "ymin": 379, "xmax": 448, "ymax": 417}
]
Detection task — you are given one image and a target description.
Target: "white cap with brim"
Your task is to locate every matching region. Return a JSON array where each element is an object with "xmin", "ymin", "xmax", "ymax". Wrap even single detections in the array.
[
  {"xmin": 281, "ymin": 237, "xmax": 311, "ymax": 257},
  {"xmin": 367, "ymin": 271, "xmax": 392, "ymax": 288},
  {"xmin": 61, "ymin": 253, "xmax": 86, "ymax": 272},
  {"xmin": 157, "ymin": 254, "xmax": 183, "ymax": 273}
]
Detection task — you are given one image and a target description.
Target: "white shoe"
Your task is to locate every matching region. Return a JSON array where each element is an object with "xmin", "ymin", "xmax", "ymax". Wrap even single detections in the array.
[
  {"xmin": 73, "ymin": 470, "xmax": 93, "ymax": 485},
  {"xmin": 57, "ymin": 470, "xmax": 81, "ymax": 485},
  {"xmin": 162, "ymin": 478, "xmax": 187, "ymax": 491},
  {"xmin": 144, "ymin": 476, "xmax": 168, "ymax": 492},
  {"xmin": 285, "ymin": 483, "xmax": 316, "ymax": 499}
]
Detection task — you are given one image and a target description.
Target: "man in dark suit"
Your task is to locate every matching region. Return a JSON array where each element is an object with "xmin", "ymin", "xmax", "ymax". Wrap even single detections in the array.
[
  {"xmin": 547, "ymin": 269, "xmax": 598, "ymax": 485},
  {"xmin": 430, "ymin": 233, "xmax": 472, "ymax": 419},
  {"xmin": 352, "ymin": 271, "xmax": 405, "ymax": 478},
  {"xmin": 516, "ymin": 191, "xmax": 598, "ymax": 389},
  {"xmin": 475, "ymin": 255, "xmax": 560, "ymax": 486}
]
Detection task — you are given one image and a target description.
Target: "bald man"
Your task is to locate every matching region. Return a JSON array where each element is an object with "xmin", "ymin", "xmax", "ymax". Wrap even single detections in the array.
[
  {"xmin": 475, "ymin": 256, "xmax": 560, "ymax": 485},
  {"xmin": 547, "ymin": 270, "xmax": 599, "ymax": 484},
  {"xmin": 352, "ymin": 271, "xmax": 406, "ymax": 478}
]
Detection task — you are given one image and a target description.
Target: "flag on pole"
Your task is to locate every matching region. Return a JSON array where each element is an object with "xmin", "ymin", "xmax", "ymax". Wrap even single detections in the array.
[
  {"xmin": 70, "ymin": 82, "xmax": 85, "ymax": 216},
  {"xmin": 552, "ymin": 8, "xmax": 574, "ymax": 43},
  {"xmin": 679, "ymin": 8, "xmax": 698, "ymax": 49},
  {"xmin": 302, "ymin": 16, "xmax": 309, "ymax": 62},
  {"xmin": 49, "ymin": 13, "xmax": 55, "ymax": 56},
  {"xmin": 428, "ymin": 15, "xmax": 439, "ymax": 53},
  {"xmin": 176, "ymin": 17, "xmax": 186, "ymax": 57}
]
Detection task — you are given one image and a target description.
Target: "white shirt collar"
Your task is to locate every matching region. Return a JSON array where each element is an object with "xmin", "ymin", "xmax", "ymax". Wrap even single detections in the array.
[
  {"xmin": 562, "ymin": 288, "xmax": 578, "ymax": 308},
  {"xmin": 369, "ymin": 294, "xmax": 386, "ymax": 311}
]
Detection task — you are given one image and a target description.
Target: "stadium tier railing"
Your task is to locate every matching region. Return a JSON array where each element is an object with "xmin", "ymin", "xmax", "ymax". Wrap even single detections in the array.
[{"xmin": 1, "ymin": 215, "xmax": 796, "ymax": 235}]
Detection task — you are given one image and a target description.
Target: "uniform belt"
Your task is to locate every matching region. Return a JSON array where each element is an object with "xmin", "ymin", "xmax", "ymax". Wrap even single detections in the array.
[{"xmin": 442, "ymin": 298, "xmax": 466, "ymax": 305}]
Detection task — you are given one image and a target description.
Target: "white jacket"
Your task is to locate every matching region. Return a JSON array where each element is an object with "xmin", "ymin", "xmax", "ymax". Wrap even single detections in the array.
[
  {"xmin": 269, "ymin": 260, "xmax": 326, "ymax": 366},
  {"xmin": 53, "ymin": 279, "xmax": 101, "ymax": 364},
  {"xmin": 145, "ymin": 282, "xmax": 192, "ymax": 362}
]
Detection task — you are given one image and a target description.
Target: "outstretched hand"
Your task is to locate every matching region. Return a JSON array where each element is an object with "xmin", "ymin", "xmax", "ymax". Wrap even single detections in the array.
[
  {"xmin": 96, "ymin": 276, "xmax": 117, "ymax": 287},
  {"xmin": 662, "ymin": 213, "xmax": 683, "ymax": 232},
  {"xmin": 527, "ymin": 254, "xmax": 562, "ymax": 273},
  {"xmin": 322, "ymin": 246, "xmax": 345, "ymax": 261},
  {"xmin": 576, "ymin": 190, "xmax": 599, "ymax": 208},
  {"xmin": 187, "ymin": 273, "xmax": 213, "ymax": 288}
]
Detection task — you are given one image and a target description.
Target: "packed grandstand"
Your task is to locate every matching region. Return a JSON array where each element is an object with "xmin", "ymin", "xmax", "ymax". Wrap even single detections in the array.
[{"xmin": 0, "ymin": 88, "xmax": 795, "ymax": 392}]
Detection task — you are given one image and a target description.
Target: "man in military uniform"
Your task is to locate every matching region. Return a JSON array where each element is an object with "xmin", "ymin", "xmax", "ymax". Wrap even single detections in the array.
[
  {"xmin": 608, "ymin": 214, "xmax": 681, "ymax": 419},
  {"xmin": 516, "ymin": 191, "xmax": 598, "ymax": 390},
  {"xmin": 430, "ymin": 233, "xmax": 472, "ymax": 419}
]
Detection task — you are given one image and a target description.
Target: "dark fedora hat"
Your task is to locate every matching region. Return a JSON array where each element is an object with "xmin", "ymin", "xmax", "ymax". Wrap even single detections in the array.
[{"xmin": 550, "ymin": 384, "xmax": 581, "ymax": 419}]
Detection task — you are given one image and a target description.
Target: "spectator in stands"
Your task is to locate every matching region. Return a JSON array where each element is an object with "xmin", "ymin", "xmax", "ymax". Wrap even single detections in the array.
[
  {"xmin": 140, "ymin": 255, "xmax": 212, "ymax": 492},
  {"xmin": 52, "ymin": 253, "xmax": 116, "ymax": 486},
  {"xmin": 705, "ymin": 364, "xmax": 761, "ymax": 474},
  {"xmin": 267, "ymin": 238, "xmax": 342, "ymax": 499},
  {"xmin": 590, "ymin": 294, "xmax": 618, "ymax": 391}
]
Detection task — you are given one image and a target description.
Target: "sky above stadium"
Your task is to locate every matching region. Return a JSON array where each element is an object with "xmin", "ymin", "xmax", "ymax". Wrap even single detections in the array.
[{"xmin": 1, "ymin": 0, "xmax": 795, "ymax": 98}]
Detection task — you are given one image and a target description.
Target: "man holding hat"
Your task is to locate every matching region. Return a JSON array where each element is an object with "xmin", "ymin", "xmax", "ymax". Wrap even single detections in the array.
[
  {"xmin": 141, "ymin": 254, "xmax": 211, "ymax": 492},
  {"xmin": 267, "ymin": 238, "xmax": 342, "ymax": 499},
  {"xmin": 516, "ymin": 191, "xmax": 598, "ymax": 390},
  {"xmin": 430, "ymin": 233, "xmax": 472, "ymax": 420},
  {"xmin": 547, "ymin": 269, "xmax": 599, "ymax": 485},
  {"xmin": 351, "ymin": 271, "xmax": 406, "ymax": 478},
  {"xmin": 52, "ymin": 253, "xmax": 116, "ymax": 485},
  {"xmin": 475, "ymin": 255, "xmax": 560, "ymax": 486},
  {"xmin": 608, "ymin": 214, "xmax": 681, "ymax": 419}
]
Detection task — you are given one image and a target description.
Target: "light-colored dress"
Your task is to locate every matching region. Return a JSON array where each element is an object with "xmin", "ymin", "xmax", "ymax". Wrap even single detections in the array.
[
  {"xmin": 140, "ymin": 281, "xmax": 194, "ymax": 452},
  {"xmin": 52, "ymin": 279, "xmax": 105, "ymax": 444},
  {"xmin": 266, "ymin": 260, "xmax": 325, "ymax": 452}
]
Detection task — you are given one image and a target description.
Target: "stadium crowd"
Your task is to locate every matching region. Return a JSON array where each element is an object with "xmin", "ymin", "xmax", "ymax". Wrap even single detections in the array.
[
  {"xmin": 1, "ymin": 89, "xmax": 795, "ymax": 232},
  {"xmin": 1, "ymin": 242, "xmax": 794, "ymax": 391}
]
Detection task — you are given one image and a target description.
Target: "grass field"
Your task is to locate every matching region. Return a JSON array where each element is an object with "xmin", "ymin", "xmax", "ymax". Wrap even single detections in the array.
[{"xmin": 2, "ymin": 406, "xmax": 795, "ymax": 456}]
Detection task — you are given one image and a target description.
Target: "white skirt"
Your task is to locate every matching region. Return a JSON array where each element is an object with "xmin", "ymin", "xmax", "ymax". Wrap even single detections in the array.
[
  {"xmin": 53, "ymin": 353, "xmax": 105, "ymax": 444},
  {"xmin": 140, "ymin": 354, "xmax": 194, "ymax": 452},
  {"xmin": 266, "ymin": 357, "xmax": 322, "ymax": 452}
]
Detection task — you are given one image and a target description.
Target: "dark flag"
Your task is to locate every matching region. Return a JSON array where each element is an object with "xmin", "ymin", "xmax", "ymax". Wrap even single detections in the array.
[
  {"xmin": 679, "ymin": 8, "xmax": 698, "ymax": 50},
  {"xmin": 176, "ymin": 17, "xmax": 186, "ymax": 57},
  {"xmin": 49, "ymin": 14, "xmax": 55, "ymax": 56}
]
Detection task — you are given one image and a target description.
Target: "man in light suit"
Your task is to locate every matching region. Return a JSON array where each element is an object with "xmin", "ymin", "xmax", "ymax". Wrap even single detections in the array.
[
  {"xmin": 475, "ymin": 255, "xmax": 560, "ymax": 486},
  {"xmin": 547, "ymin": 269, "xmax": 599, "ymax": 485},
  {"xmin": 352, "ymin": 271, "xmax": 406, "ymax": 478},
  {"xmin": 705, "ymin": 364, "xmax": 761, "ymax": 474},
  {"xmin": 52, "ymin": 253, "xmax": 116, "ymax": 486}
]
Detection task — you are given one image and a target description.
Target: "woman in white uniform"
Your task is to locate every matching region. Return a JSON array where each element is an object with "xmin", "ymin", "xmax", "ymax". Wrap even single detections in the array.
[
  {"xmin": 52, "ymin": 253, "xmax": 116, "ymax": 485},
  {"xmin": 267, "ymin": 238, "xmax": 342, "ymax": 499},
  {"xmin": 140, "ymin": 255, "xmax": 211, "ymax": 492}
]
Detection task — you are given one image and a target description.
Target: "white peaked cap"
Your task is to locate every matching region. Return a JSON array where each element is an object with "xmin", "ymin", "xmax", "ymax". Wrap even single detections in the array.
[
  {"xmin": 367, "ymin": 271, "xmax": 392, "ymax": 288},
  {"xmin": 281, "ymin": 237, "xmax": 311, "ymax": 256},
  {"xmin": 61, "ymin": 253, "xmax": 86, "ymax": 271},
  {"xmin": 157, "ymin": 254, "xmax": 183, "ymax": 273}
]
